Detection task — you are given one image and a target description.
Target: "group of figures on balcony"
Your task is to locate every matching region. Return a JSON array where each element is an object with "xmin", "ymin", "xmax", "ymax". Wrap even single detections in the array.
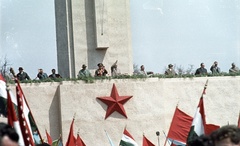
[{"xmin": 7, "ymin": 60, "xmax": 240, "ymax": 82}]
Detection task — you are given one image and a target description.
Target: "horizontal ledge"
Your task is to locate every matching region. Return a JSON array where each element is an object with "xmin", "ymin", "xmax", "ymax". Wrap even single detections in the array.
[{"xmin": 96, "ymin": 47, "xmax": 109, "ymax": 50}]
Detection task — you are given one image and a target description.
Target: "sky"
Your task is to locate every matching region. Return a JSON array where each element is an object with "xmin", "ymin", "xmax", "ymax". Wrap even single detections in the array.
[{"xmin": 1, "ymin": 0, "xmax": 240, "ymax": 78}]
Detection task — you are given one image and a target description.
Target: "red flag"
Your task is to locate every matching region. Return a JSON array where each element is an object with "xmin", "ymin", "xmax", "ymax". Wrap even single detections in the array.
[
  {"xmin": 7, "ymin": 90, "xmax": 17, "ymax": 127},
  {"xmin": 7, "ymin": 89, "xmax": 25, "ymax": 145},
  {"xmin": 119, "ymin": 128, "xmax": 138, "ymax": 145},
  {"xmin": 198, "ymin": 97, "xmax": 206, "ymax": 128},
  {"xmin": 16, "ymin": 84, "xmax": 35, "ymax": 146},
  {"xmin": 142, "ymin": 135, "xmax": 155, "ymax": 146},
  {"xmin": 76, "ymin": 134, "xmax": 86, "ymax": 146},
  {"xmin": 205, "ymin": 124, "xmax": 220, "ymax": 135},
  {"xmin": 46, "ymin": 130, "xmax": 52, "ymax": 145},
  {"xmin": 66, "ymin": 118, "xmax": 76, "ymax": 146},
  {"xmin": 164, "ymin": 107, "xmax": 193, "ymax": 146},
  {"xmin": 238, "ymin": 112, "xmax": 240, "ymax": 128}
]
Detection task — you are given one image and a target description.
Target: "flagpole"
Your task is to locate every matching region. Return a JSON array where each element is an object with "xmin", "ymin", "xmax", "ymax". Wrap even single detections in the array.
[
  {"xmin": 162, "ymin": 131, "xmax": 171, "ymax": 146},
  {"xmin": 238, "ymin": 110, "xmax": 240, "ymax": 128},
  {"xmin": 201, "ymin": 79, "xmax": 208, "ymax": 97},
  {"xmin": 15, "ymin": 79, "xmax": 44, "ymax": 143},
  {"xmin": 156, "ymin": 131, "xmax": 160, "ymax": 146}
]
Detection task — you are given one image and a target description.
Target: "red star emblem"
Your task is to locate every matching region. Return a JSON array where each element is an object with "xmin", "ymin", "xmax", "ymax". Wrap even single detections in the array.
[{"xmin": 97, "ymin": 83, "xmax": 133, "ymax": 119}]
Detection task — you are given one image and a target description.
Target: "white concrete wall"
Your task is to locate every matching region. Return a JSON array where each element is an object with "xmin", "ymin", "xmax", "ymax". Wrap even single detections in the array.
[{"xmin": 5, "ymin": 76, "xmax": 240, "ymax": 145}]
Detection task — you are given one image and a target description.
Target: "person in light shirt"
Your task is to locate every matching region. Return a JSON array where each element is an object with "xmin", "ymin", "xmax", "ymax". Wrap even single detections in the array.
[
  {"xmin": 229, "ymin": 63, "xmax": 239, "ymax": 73},
  {"xmin": 165, "ymin": 64, "xmax": 177, "ymax": 76}
]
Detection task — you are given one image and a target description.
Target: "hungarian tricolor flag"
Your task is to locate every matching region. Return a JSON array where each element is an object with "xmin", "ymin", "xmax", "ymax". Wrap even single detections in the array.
[
  {"xmin": 164, "ymin": 107, "xmax": 193, "ymax": 146},
  {"xmin": 0, "ymin": 74, "xmax": 7, "ymax": 117},
  {"xmin": 65, "ymin": 118, "xmax": 76, "ymax": 146},
  {"xmin": 119, "ymin": 128, "xmax": 139, "ymax": 146},
  {"xmin": 76, "ymin": 133, "xmax": 86, "ymax": 146},
  {"xmin": 187, "ymin": 97, "xmax": 206, "ymax": 144},
  {"xmin": 142, "ymin": 135, "xmax": 155, "ymax": 146}
]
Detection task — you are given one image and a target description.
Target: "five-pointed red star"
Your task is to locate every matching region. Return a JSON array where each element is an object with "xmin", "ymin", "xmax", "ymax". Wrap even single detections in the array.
[{"xmin": 97, "ymin": 83, "xmax": 133, "ymax": 119}]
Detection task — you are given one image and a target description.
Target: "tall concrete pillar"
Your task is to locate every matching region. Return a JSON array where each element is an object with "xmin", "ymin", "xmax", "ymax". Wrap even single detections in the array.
[{"xmin": 55, "ymin": 0, "xmax": 133, "ymax": 78}]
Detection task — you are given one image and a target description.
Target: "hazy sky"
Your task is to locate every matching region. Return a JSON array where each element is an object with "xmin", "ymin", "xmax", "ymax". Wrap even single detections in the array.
[{"xmin": 1, "ymin": 0, "xmax": 240, "ymax": 78}]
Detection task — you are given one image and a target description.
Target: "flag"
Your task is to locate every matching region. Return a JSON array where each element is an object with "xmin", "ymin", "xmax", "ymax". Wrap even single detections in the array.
[
  {"xmin": 105, "ymin": 130, "xmax": 115, "ymax": 146},
  {"xmin": 46, "ymin": 130, "xmax": 52, "ymax": 145},
  {"xmin": 16, "ymin": 83, "xmax": 36, "ymax": 146},
  {"xmin": 170, "ymin": 143, "xmax": 177, "ymax": 146},
  {"xmin": 0, "ymin": 74, "xmax": 7, "ymax": 117},
  {"xmin": 187, "ymin": 97, "xmax": 206, "ymax": 144},
  {"xmin": 238, "ymin": 111, "xmax": 240, "ymax": 128},
  {"xmin": 187, "ymin": 80, "xmax": 208, "ymax": 144},
  {"xmin": 119, "ymin": 128, "xmax": 139, "ymax": 146},
  {"xmin": 205, "ymin": 124, "xmax": 220, "ymax": 135},
  {"xmin": 76, "ymin": 133, "xmax": 86, "ymax": 146},
  {"xmin": 16, "ymin": 80, "xmax": 43, "ymax": 144},
  {"xmin": 7, "ymin": 89, "xmax": 25, "ymax": 146},
  {"xmin": 65, "ymin": 118, "xmax": 76, "ymax": 146},
  {"xmin": 52, "ymin": 139, "xmax": 63, "ymax": 146},
  {"xmin": 142, "ymin": 135, "xmax": 155, "ymax": 146},
  {"xmin": 164, "ymin": 107, "xmax": 193, "ymax": 146},
  {"xmin": 52, "ymin": 135, "xmax": 63, "ymax": 146}
]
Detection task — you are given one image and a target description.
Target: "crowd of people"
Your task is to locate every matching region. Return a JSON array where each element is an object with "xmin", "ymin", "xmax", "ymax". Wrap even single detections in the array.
[
  {"xmin": 1, "ymin": 121, "xmax": 239, "ymax": 146},
  {"xmin": 10, "ymin": 61, "xmax": 240, "ymax": 82}
]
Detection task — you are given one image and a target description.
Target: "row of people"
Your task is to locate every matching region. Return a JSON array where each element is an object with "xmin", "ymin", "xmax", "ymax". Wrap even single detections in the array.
[
  {"xmin": 12, "ymin": 61, "xmax": 240, "ymax": 81},
  {"xmin": 78, "ymin": 61, "xmax": 121, "ymax": 78},
  {"xmin": 195, "ymin": 61, "xmax": 239, "ymax": 75},
  {"xmin": 135, "ymin": 61, "xmax": 239, "ymax": 76},
  {"xmin": 12, "ymin": 67, "xmax": 62, "ymax": 81},
  {"xmin": 163, "ymin": 61, "xmax": 239, "ymax": 76}
]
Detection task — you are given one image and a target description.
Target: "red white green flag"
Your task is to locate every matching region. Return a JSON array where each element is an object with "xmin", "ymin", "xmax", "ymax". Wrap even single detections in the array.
[
  {"xmin": 187, "ymin": 80, "xmax": 208, "ymax": 144},
  {"xmin": 119, "ymin": 128, "xmax": 139, "ymax": 146},
  {"xmin": 0, "ymin": 74, "xmax": 7, "ymax": 117},
  {"xmin": 187, "ymin": 97, "xmax": 206, "ymax": 144}
]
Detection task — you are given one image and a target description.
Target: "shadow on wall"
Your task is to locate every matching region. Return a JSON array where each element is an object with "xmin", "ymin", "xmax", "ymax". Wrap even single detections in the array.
[
  {"xmin": 49, "ymin": 85, "xmax": 61, "ymax": 139},
  {"xmin": 85, "ymin": 0, "xmax": 106, "ymax": 70}
]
